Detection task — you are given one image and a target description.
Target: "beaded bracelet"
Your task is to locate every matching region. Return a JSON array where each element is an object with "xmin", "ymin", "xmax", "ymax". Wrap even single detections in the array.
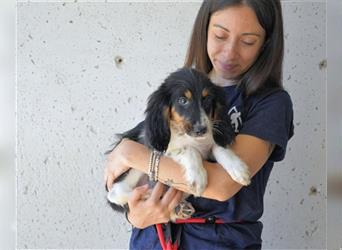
[
  {"xmin": 153, "ymin": 151, "xmax": 161, "ymax": 181},
  {"xmin": 148, "ymin": 150, "xmax": 155, "ymax": 181},
  {"xmin": 148, "ymin": 149, "xmax": 162, "ymax": 181}
]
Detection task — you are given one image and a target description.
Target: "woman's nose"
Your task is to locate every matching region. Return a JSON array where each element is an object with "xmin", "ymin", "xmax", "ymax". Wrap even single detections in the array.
[{"xmin": 222, "ymin": 41, "xmax": 239, "ymax": 61}]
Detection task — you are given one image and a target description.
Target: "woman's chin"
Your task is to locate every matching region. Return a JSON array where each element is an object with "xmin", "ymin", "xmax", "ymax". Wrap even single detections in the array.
[{"xmin": 216, "ymin": 71, "xmax": 238, "ymax": 81}]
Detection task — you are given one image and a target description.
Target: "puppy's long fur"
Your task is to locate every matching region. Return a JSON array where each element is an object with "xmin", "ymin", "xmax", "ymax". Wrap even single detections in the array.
[{"xmin": 107, "ymin": 68, "xmax": 250, "ymax": 220}]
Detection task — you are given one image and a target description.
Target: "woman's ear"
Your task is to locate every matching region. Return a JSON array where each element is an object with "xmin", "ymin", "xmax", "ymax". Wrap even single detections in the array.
[{"xmin": 144, "ymin": 84, "xmax": 171, "ymax": 152}]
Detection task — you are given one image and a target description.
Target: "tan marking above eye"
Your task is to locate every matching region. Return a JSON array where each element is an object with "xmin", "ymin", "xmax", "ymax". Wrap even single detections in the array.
[
  {"xmin": 184, "ymin": 90, "xmax": 192, "ymax": 100},
  {"xmin": 202, "ymin": 88, "xmax": 209, "ymax": 98}
]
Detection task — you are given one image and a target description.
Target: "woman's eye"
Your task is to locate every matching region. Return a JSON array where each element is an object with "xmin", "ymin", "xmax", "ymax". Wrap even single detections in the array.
[
  {"xmin": 215, "ymin": 35, "xmax": 225, "ymax": 40},
  {"xmin": 242, "ymin": 41, "xmax": 256, "ymax": 46},
  {"xmin": 178, "ymin": 97, "xmax": 189, "ymax": 105}
]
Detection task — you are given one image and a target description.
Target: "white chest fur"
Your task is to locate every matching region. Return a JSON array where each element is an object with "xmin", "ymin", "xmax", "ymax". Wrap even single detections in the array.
[{"xmin": 166, "ymin": 132, "xmax": 215, "ymax": 159}]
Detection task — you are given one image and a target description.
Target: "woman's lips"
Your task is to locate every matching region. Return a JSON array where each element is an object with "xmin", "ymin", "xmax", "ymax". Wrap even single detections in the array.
[{"xmin": 217, "ymin": 60, "xmax": 238, "ymax": 72}]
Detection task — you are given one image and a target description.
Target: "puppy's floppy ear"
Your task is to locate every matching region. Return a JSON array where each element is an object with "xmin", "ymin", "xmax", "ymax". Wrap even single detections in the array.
[
  {"xmin": 144, "ymin": 84, "xmax": 171, "ymax": 151},
  {"xmin": 211, "ymin": 88, "xmax": 236, "ymax": 147}
]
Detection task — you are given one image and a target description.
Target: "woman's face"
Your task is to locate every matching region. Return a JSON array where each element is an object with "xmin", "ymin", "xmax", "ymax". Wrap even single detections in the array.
[{"xmin": 207, "ymin": 5, "xmax": 266, "ymax": 80}]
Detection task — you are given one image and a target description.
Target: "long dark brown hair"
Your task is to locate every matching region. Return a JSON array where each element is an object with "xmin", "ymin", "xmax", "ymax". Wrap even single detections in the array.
[{"xmin": 184, "ymin": 0, "xmax": 284, "ymax": 96}]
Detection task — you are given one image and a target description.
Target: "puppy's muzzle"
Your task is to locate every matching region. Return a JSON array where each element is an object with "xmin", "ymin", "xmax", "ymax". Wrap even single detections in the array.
[{"xmin": 191, "ymin": 123, "xmax": 208, "ymax": 137}]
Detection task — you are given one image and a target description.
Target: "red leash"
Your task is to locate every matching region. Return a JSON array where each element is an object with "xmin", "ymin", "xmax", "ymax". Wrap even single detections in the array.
[
  {"xmin": 156, "ymin": 217, "xmax": 225, "ymax": 250},
  {"xmin": 175, "ymin": 217, "xmax": 224, "ymax": 224},
  {"xmin": 156, "ymin": 224, "xmax": 168, "ymax": 250},
  {"xmin": 156, "ymin": 223, "xmax": 179, "ymax": 250}
]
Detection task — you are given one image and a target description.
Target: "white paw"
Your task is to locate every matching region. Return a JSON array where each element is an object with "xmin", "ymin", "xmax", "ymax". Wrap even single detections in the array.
[
  {"xmin": 212, "ymin": 145, "xmax": 251, "ymax": 186},
  {"xmin": 229, "ymin": 160, "xmax": 251, "ymax": 186},
  {"xmin": 185, "ymin": 166, "xmax": 208, "ymax": 196},
  {"xmin": 167, "ymin": 146, "xmax": 208, "ymax": 196},
  {"xmin": 107, "ymin": 183, "xmax": 132, "ymax": 206}
]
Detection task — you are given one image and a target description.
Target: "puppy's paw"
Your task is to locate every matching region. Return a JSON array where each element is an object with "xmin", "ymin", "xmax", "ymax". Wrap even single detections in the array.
[
  {"xmin": 212, "ymin": 145, "xmax": 251, "ymax": 186},
  {"xmin": 170, "ymin": 201, "xmax": 195, "ymax": 222},
  {"xmin": 230, "ymin": 160, "xmax": 251, "ymax": 186},
  {"xmin": 186, "ymin": 167, "xmax": 208, "ymax": 196},
  {"xmin": 107, "ymin": 183, "xmax": 131, "ymax": 206}
]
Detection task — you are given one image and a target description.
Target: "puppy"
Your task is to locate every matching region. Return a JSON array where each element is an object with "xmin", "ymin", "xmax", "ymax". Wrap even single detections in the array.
[{"xmin": 106, "ymin": 68, "xmax": 250, "ymax": 221}]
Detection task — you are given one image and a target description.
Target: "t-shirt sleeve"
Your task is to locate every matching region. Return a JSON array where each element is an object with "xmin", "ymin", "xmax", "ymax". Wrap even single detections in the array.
[{"xmin": 239, "ymin": 90, "xmax": 294, "ymax": 162}]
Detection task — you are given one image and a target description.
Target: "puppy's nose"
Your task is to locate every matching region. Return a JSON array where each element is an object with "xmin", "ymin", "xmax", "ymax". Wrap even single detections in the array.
[{"xmin": 193, "ymin": 124, "xmax": 207, "ymax": 136}]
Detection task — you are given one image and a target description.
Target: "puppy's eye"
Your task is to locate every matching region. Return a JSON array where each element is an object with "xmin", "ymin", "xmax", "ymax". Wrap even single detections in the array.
[{"xmin": 178, "ymin": 97, "xmax": 189, "ymax": 105}]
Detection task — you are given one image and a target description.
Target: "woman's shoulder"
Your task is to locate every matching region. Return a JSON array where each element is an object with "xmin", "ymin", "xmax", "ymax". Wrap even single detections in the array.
[
  {"xmin": 246, "ymin": 88, "xmax": 293, "ymax": 108},
  {"xmin": 240, "ymin": 88, "xmax": 294, "ymax": 161}
]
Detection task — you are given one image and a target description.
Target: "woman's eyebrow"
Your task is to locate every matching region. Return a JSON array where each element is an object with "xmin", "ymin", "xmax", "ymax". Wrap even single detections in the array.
[
  {"xmin": 241, "ymin": 32, "xmax": 262, "ymax": 37},
  {"xmin": 213, "ymin": 24, "xmax": 229, "ymax": 32},
  {"xmin": 213, "ymin": 24, "xmax": 262, "ymax": 37}
]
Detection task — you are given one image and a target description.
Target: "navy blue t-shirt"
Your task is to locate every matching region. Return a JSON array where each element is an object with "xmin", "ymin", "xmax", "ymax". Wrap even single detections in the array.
[{"xmin": 129, "ymin": 85, "xmax": 294, "ymax": 249}]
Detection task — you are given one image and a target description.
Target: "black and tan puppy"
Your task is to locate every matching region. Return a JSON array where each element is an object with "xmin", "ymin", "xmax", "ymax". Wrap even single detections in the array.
[{"xmin": 107, "ymin": 68, "xmax": 250, "ymax": 220}]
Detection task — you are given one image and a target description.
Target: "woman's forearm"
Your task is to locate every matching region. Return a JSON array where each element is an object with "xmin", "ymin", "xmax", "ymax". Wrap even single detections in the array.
[
  {"xmin": 123, "ymin": 140, "xmax": 242, "ymax": 201},
  {"xmin": 123, "ymin": 134, "xmax": 274, "ymax": 201},
  {"xmin": 124, "ymin": 140, "xmax": 195, "ymax": 194}
]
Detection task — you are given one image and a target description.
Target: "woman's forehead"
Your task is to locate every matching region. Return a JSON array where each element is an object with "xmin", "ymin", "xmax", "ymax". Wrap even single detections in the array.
[{"xmin": 210, "ymin": 5, "xmax": 265, "ymax": 35}]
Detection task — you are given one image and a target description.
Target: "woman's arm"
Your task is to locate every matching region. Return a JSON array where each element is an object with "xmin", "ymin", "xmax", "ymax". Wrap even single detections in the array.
[
  {"xmin": 112, "ymin": 134, "xmax": 274, "ymax": 201},
  {"xmin": 210, "ymin": 134, "xmax": 275, "ymax": 201}
]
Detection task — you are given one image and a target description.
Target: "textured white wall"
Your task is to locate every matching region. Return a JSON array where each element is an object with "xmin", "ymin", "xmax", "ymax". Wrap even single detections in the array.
[
  {"xmin": 263, "ymin": 2, "xmax": 327, "ymax": 249},
  {"xmin": 0, "ymin": 1, "xmax": 15, "ymax": 249},
  {"xmin": 17, "ymin": 1, "xmax": 327, "ymax": 249},
  {"xmin": 327, "ymin": 0, "xmax": 342, "ymax": 249}
]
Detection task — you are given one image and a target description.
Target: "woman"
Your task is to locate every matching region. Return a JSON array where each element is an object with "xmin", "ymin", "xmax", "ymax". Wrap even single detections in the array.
[{"xmin": 104, "ymin": 0, "xmax": 294, "ymax": 249}]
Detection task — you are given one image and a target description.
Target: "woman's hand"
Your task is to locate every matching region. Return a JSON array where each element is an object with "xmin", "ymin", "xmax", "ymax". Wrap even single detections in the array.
[
  {"xmin": 104, "ymin": 139, "xmax": 133, "ymax": 191},
  {"xmin": 127, "ymin": 182, "xmax": 183, "ymax": 229},
  {"xmin": 104, "ymin": 139, "xmax": 183, "ymax": 228}
]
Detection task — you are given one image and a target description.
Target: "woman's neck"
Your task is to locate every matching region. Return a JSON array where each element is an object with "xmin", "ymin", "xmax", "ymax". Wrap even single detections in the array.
[{"xmin": 208, "ymin": 70, "xmax": 237, "ymax": 87}]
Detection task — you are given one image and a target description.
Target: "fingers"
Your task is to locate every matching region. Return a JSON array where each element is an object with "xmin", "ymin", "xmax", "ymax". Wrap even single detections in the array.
[
  {"xmin": 106, "ymin": 173, "xmax": 115, "ymax": 191},
  {"xmin": 151, "ymin": 183, "xmax": 183, "ymax": 211},
  {"xmin": 150, "ymin": 182, "xmax": 165, "ymax": 202},
  {"xmin": 167, "ymin": 190, "xmax": 183, "ymax": 211},
  {"xmin": 161, "ymin": 186, "xmax": 183, "ymax": 212},
  {"xmin": 127, "ymin": 183, "xmax": 183, "ymax": 227},
  {"xmin": 103, "ymin": 150, "xmax": 125, "ymax": 191},
  {"xmin": 104, "ymin": 158, "xmax": 115, "ymax": 191},
  {"xmin": 129, "ymin": 184, "xmax": 149, "ymax": 207},
  {"xmin": 161, "ymin": 187, "xmax": 177, "ymax": 205}
]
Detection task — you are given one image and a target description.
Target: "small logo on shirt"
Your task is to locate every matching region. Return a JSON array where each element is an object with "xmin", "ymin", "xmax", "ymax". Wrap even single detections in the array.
[{"xmin": 228, "ymin": 106, "xmax": 242, "ymax": 133}]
